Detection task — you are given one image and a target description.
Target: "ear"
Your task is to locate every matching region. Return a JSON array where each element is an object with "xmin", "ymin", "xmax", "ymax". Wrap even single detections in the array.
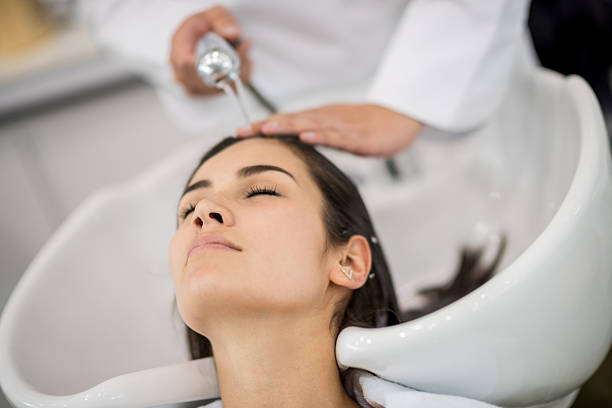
[{"xmin": 329, "ymin": 235, "xmax": 372, "ymax": 290}]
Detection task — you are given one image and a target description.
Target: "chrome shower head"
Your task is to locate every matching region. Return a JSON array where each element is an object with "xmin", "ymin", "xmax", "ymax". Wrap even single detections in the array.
[{"xmin": 195, "ymin": 32, "xmax": 241, "ymax": 88}]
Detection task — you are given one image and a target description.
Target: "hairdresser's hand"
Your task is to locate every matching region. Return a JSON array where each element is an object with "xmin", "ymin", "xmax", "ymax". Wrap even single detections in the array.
[
  {"xmin": 170, "ymin": 6, "xmax": 252, "ymax": 95},
  {"xmin": 237, "ymin": 104, "xmax": 423, "ymax": 157}
]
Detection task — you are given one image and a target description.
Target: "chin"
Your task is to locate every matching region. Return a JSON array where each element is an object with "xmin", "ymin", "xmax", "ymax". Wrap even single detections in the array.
[
  {"xmin": 181, "ymin": 261, "xmax": 245, "ymax": 303},
  {"xmin": 185, "ymin": 252, "xmax": 239, "ymax": 275}
]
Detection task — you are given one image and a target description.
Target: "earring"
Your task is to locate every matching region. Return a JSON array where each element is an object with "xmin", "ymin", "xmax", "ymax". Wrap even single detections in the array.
[{"xmin": 340, "ymin": 265, "xmax": 352, "ymax": 280}]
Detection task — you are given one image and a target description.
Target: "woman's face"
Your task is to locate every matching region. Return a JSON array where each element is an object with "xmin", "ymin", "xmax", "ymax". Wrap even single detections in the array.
[{"xmin": 169, "ymin": 138, "xmax": 338, "ymax": 334}]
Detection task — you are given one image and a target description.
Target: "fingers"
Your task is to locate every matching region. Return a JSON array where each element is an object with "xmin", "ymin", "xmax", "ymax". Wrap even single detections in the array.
[
  {"xmin": 299, "ymin": 130, "xmax": 344, "ymax": 148},
  {"xmin": 206, "ymin": 5, "xmax": 241, "ymax": 40},
  {"xmin": 232, "ymin": 104, "xmax": 364, "ymax": 156},
  {"xmin": 171, "ymin": 11, "xmax": 211, "ymax": 63},
  {"xmin": 236, "ymin": 39, "xmax": 251, "ymax": 57},
  {"xmin": 236, "ymin": 123, "xmax": 355, "ymax": 155},
  {"xmin": 237, "ymin": 112, "xmax": 321, "ymax": 137},
  {"xmin": 300, "ymin": 130, "xmax": 371, "ymax": 156},
  {"xmin": 170, "ymin": 11, "xmax": 214, "ymax": 94}
]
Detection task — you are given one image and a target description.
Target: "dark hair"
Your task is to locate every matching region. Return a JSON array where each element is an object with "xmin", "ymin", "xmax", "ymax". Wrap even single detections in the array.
[{"xmin": 179, "ymin": 135, "xmax": 401, "ymax": 360}]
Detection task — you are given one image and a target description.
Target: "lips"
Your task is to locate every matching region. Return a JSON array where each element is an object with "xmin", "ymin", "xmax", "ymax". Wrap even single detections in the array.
[{"xmin": 188, "ymin": 234, "xmax": 242, "ymax": 258}]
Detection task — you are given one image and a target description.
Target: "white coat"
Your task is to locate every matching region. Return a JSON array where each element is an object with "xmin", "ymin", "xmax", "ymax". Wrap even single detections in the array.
[{"xmin": 76, "ymin": 0, "xmax": 530, "ymax": 135}]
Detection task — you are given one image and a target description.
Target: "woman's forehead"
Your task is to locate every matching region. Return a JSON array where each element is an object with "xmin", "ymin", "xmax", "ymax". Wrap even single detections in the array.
[{"xmin": 193, "ymin": 138, "xmax": 308, "ymax": 182}]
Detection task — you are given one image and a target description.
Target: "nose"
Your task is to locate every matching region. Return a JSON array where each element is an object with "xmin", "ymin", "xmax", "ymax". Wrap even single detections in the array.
[{"xmin": 191, "ymin": 197, "xmax": 235, "ymax": 229}]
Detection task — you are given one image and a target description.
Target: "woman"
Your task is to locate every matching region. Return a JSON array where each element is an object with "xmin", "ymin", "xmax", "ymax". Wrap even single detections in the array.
[{"xmin": 169, "ymin": 135, "xmax": 502, "ymax": 407}]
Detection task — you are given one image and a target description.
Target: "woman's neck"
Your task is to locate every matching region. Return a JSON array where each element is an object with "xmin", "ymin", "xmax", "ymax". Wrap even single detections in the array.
[{"xmin": 207, "ymin": 315, "xmax": 359, "ymax": 408}]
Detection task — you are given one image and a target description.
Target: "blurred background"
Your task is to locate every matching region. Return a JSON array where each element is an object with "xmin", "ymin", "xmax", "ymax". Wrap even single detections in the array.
[
  {"xmin": 0, "ymin": 3, "xmax": 196, "ymax": 405},
  {"xmin": 0, "ymin": 0, "xmax": 611, "ymax": 407}
]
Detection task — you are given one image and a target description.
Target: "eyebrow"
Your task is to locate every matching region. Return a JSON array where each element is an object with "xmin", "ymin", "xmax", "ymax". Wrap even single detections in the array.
[{"xmin": 180, "ymin": 164, "xmax": 296, "ymax": 199}]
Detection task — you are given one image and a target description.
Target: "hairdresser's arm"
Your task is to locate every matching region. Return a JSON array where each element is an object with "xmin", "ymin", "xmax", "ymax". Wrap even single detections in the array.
[
  {"xmin": 365, "ymin": 0, "xmax": 530, "ymax": 132},
  {"xmin": 242, "ymin": 0, "xmax": 529, "ymax": 156},
  {"xmin": 75, "ymin": 1, "xmax": 250, "ymax": 94}
]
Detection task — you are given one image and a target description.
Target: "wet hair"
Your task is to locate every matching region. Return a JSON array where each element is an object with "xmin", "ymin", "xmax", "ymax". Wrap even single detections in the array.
[{"xmin": 178, "ymin": 135, "xmax": 401, "ymax": 360}]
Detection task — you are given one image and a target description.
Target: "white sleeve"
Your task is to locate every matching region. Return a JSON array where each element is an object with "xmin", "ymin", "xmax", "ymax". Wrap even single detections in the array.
[
  {"xmin": 74, "ymin": 0, "xmax": 234, "ymax": 90},
  {"xmin": 366, "ymin": 0, "xmax": 530, "ymax": 132}
]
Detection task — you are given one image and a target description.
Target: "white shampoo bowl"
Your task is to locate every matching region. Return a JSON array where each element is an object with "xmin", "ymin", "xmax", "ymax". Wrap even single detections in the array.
[
  {"xmin": 339, "ymin": 70, "xmax": 612, "ymax": 407},
  {"xmin": 1, "ymin": 66, "xmax": 611, "ymax": 408}
]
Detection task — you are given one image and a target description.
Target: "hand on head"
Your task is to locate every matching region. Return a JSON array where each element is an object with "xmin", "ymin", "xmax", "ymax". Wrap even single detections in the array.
[
  {"xmin": 237, "ymin": 104, "xmax": 423, "ymax": 157},
  {"xmin": 170, "ymin": 6, "xmax": 252, "ymax": 95}
]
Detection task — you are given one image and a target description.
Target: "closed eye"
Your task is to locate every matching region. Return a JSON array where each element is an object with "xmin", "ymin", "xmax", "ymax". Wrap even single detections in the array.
[
  {"xmin": 245, "ymin": 184, "xmax": 280, "ymax": 198},
  {"xmin": 179, "ymin": 203, "xmax": 196, "ymax": 220}
]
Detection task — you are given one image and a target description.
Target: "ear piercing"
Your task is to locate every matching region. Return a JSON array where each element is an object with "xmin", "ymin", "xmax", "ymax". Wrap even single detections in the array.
[{"xmin": 340, "ymin": 265, "xmax": 353, "ymax": 280}]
